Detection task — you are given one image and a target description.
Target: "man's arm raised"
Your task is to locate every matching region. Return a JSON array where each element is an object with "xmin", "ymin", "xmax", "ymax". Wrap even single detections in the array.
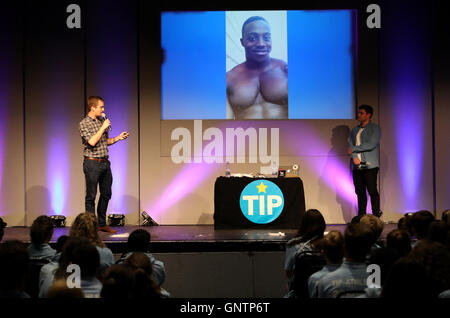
[
  {"xmin": 88, "ymin": 119, "xmax": 110, "ymax": 147},
  {"xmin": 108, "ymin": 131, "xmax": 130, "ymax": 145}
]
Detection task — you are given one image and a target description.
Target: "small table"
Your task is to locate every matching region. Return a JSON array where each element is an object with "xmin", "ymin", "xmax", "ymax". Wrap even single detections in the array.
[{"xmin": 214, "ymin": 176, "xmax": 305, "ymax": 229}]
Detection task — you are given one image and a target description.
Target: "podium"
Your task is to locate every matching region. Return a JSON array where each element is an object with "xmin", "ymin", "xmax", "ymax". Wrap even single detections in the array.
[{"xmin": 214, "ymin": 176, "xmax": 305, "ymax": 229}]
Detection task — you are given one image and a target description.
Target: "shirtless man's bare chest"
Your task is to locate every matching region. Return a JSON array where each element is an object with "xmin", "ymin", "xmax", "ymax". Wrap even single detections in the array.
[{"xmin": 227, "ymin": 59, "xmax": 288, "ymax": 119}]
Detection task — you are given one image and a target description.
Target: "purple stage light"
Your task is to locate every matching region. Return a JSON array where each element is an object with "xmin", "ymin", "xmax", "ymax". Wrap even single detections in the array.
[
  {"xmin": 149, "ymin": 162, "xmax": 218, "ymax": 219},
  {"xmin": 47, "ymin": 136, "xmax": 68, "ymax": 215}
]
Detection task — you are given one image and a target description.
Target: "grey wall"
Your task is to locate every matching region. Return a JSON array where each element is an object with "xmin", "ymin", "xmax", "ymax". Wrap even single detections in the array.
[{"xmin": 153, "ymin": 252, "xmax": 286, "ymax": 298}]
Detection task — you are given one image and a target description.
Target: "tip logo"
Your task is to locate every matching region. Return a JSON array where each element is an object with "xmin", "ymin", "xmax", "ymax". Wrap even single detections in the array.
[{"xmin": 240, "ymin": 180, "xmax": 284, "ymax": 224}]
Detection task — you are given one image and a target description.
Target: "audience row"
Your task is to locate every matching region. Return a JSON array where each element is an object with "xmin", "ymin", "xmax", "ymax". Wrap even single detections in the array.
[
  {"xmin": 284, "ymin": 209, "xmax": 450, "ymax": 298},
  {"xmin": 0, "ymin": 209, "xmax": 449, "ymax": 298},
  {"xmin": 0, "ymin": 212, "xmax": 169, "ymax": 298}
]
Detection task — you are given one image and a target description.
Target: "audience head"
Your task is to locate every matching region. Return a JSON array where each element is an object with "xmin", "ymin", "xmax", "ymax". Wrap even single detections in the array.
[
  {"xmin": 54, "ymin": 235, "xmax": 69, "ymax": 254},
  {"xmin": 101, "ymin": 264, "xmax": 135, "ymax": 299},
  {"xmin": 0, "ymin": 240, "xmax": 29, "ymax": 293},
  {"xmin": 428, "ymin": 220, "xmax": 449, "ymax": 245},
  {"xmin": 442, "ymin": 209, "xmax": 450, "ymax": 226},
  {"xmin": 0, "ymin": 217, "xmax": 6, "ymax": 242},
  {"xmin": 54, "ymin": 236, "xmax": 91, "ymax": 281},
  {"xmin": 127, "ymin": 229, "xmax": 151, "ymax": 253},
  {"xmin": 409, "ymin": 240, "xmax": 450, "ymax": 296},
  {"xmin": 71, "ymin": 243, "xmax": 101, "ymax": 279},
  {"xmin": 344, "ymin": 223, "xmax": 374, "ymax": 262},
  {"xmin": 296, "ymin": 209, "xmax": 326, "ymax": 243},
  {"xmin": 46, "ymin": 279, "xmax": 84, "ymax": 298},
  {"xmin": 29, "ymin": 215, "xmax": 54, "ymax": 246},
  {"xmin": 381, "ymin": 257, "xmax": 432, "ymax": 298},
  {"xmin": 369, "ymin": 247, "xmax": 400, "ymax": 287},
  {"xmin": 386, "ymin": 229, "xmax": 411, "ymax": 258},
  {"xmin": 70, "ymin": 212, "xmax": 105, "ymax": 247},
  {"xmin": 125, "ymin": 252, "xmax": 160, "ymax": 298},
  {"xmin": 319, "ymin": 230, "xmax": 344, "ymax": 264},
  {"xmin": 410, "ymin": 210, "xmax": 435, "ymax": 239},
  {"xmin": 360, "ymin": 214, "xmax": 384, "ymax": 243},
  {"xmin": 398, "ymin": 212, "xmax": 414, "ymax": 237}
]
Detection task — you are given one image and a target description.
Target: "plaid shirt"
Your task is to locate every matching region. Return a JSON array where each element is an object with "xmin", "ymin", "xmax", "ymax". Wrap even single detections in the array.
[{"xmin": 79, "ymin": 115, "xmax": 109, "ymax": 158}]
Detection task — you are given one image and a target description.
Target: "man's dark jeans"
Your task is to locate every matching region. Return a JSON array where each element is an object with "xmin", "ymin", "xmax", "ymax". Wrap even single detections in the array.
[
  {"xmin": 352, "ymin": 167, "xmax": 380, "ymax": 216},
  {"xmin": 83, "ymin": 159, "xmax": 112, "ymax": 227}
]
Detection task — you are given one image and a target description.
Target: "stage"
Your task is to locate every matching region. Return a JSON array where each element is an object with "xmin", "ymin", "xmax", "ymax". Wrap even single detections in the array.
[{"xmin": 2, "ymin": 223, "xmax": 398, "ymax": 254}]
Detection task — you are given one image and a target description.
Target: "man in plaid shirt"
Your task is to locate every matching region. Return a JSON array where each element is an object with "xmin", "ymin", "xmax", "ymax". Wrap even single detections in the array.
[{"xmin": 79, "ymin": 96, "xmax": 129, "ymax": 233}]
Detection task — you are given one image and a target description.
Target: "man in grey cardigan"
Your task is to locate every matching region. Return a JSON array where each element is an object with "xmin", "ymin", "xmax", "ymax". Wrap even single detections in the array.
[{"xmin": 348, "ymin": 105, "xmax": 382, "ymax": 217}]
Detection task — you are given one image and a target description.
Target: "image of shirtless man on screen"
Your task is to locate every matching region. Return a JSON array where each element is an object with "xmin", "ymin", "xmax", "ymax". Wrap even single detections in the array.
[{"xmin": 226, "ymin": 16, "xmax": 288, "ymax": 119}]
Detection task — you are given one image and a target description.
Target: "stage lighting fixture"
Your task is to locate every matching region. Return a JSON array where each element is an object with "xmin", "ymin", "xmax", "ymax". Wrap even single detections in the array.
[
  {"xmin": 141, "ymin": 211, "xmax": 158, "ymax": 226},
  {"xmin": 50, "ymin": 215, "xmax": 66, "ymax": 228},
  {"xmin": 107, "ymin": 214, "xmax": 125, "ymax": 226}
]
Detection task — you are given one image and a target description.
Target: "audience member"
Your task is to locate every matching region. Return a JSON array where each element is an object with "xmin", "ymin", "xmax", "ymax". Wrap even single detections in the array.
[
  {"xmin": 0, "ymin": 217, "xmax": 6, "ymax": 242},
  {"xmin": 360, "ymin": 214, "xmax": 384, "ymax": 249},
  {"xmin": 427, "ymin": 220, "xmax": 449, "ymax": 246},
  {"xmin": 316, "ymin": 223, "xmax": 373, "ymax": 298},
  {"xmin": 285, "ymin": 209, "xmax": 326, "ymax": 279},
  {"xmin": 409, "ymin": 239, "xmax": 450, "ymax": 297},
  {"xmin": 39, "ymin": 236, "xmax": 90, "ymax": 298},
  {"xmin": 398, "ymin": 212, "xmax": 415, "ymax": 237},
  {"xmin": 125, "ymin": 252, "xmax": 169, "ymax": 298},
  {"xmin": 70, "ymin": 212, "xmax": 114, "ymax": 273},
  {"xmin": 307, "ymin": 230, "xmax": 344, "ymax": 298},
  {"xmin": 386, "ymin": 229, "xmax": 411, "ymax": 258},
  {"xmin": 51, "ymin": 235, "xmax": 69, "ymax": 263},
  {"xmin": 116, "ymin": 229, "xmax": 166, "ymax": 286},
  {"xmin": 70, "ymin": 243, "xmax": 103, "ymax": 298},
  {"xmin": 381, "ymin": 257, "xmax": 432, "ymax": 298},
  {"xmin": 410, "ymin": 210, "xmax": 435, "ymax": 245},
  {"xmin": 366, "ymin": 247, "xmax": 399, "ymax": 297},
  {"xmin": 0, "ymin": 240, "xmax": 30, "ymax": 298},
  {"xmin": 442, "ymin": 209, "xmax": 450, "ymax": 227},
  {"xmin": 101, "ymin": 264, "xmax": 135, "ymax": 299},
  {"xmin": 27, "ymin": 215, "xmax": 56, "ymax": 261}
]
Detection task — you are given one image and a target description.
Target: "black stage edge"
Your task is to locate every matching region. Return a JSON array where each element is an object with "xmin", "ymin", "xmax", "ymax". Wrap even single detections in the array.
[{"xmin": 2, "ymin": 224, "xmax": 398, "ymax": 254}]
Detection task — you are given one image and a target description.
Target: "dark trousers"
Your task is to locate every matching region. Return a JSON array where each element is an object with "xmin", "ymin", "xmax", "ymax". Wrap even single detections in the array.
[
  {"xmin": 83, "ymin": 159, "xmax": 113, "ymax": 226},
  {"xmin": 352, "ymin": 167, "xmax": 380, "ymax": 216}
]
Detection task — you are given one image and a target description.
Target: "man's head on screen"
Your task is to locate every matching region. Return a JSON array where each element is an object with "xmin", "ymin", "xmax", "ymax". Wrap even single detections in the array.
[{"xmin": 240, "ymin": 16, "xmax": 272, "ymax": 64}]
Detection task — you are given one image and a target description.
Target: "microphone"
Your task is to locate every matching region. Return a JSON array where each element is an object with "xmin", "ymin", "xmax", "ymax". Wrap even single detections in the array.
[{"xmin": 101, "ymin": 113, "xmax": 111, "ymax": 131}]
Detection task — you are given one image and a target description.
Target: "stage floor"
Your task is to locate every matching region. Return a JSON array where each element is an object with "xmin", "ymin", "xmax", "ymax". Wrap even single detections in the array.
[{"xmin": 2, "ymin": 223, "xmax": 397, "ymax": 254}]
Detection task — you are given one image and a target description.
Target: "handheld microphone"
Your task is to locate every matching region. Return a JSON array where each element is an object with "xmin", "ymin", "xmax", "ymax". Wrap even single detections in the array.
[{"xmin": 101, "ymin": 113, "xmax": 111, "ymax": 131}]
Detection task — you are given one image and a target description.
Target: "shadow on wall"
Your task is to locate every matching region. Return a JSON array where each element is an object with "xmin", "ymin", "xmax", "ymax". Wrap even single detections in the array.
[
  {"xmin": 318, "ymin": 125, "xmax": 356, "ymax": 223},
  {"xmin": 114, "ymin": 194, "xmax": 139, "ymax": 225},
  {"xmin": 379, "ymin": 148, "xmax": 389, "ymax": 216},
  {"xmin": 176, "ymin": 192, "xmax": 210, "ymax": 224},
  {"xmin": 25, "ymin": 186, "xmax": 51, "ymax": 226},
  {"xmin": 197, "ymin": 212, "xmax": 213, "ymax": 224}
]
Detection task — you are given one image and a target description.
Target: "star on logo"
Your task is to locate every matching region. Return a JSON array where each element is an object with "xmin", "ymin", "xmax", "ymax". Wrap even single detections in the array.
[{"xmin": 256, "ymin": 181, "xmax": 267, "ymax": 193}]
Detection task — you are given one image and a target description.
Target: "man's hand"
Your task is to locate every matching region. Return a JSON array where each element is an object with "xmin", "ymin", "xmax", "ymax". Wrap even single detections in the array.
[
  {"xmin": 347, "ymin": 147, "xmax": 352, "ymax": 155},
  {"xmin": 117, "ymin": 131, "xmax": 130, "ymax": 140},
  {"xmin": 101, "ymin": 119, "xmax": 111, "ymax": 131},
  {"xmin": 353, "ymin": 158, "xmax": 361, "ymax": 165}
]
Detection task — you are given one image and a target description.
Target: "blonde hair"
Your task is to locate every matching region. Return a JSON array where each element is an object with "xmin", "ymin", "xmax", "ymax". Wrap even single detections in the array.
[
  {"xmin": 69, "ymin": 212, "xmax": 105, "ymax": 248},
  {"xmin": 360, "ymin": 214, "xmax": 384, "ymax": 241}
]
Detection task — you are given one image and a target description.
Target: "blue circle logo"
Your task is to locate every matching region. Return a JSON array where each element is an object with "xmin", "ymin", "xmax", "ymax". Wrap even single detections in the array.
[{"xmin": 239, "ymin": 180, "xmax": 284, "ymax": 224}]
